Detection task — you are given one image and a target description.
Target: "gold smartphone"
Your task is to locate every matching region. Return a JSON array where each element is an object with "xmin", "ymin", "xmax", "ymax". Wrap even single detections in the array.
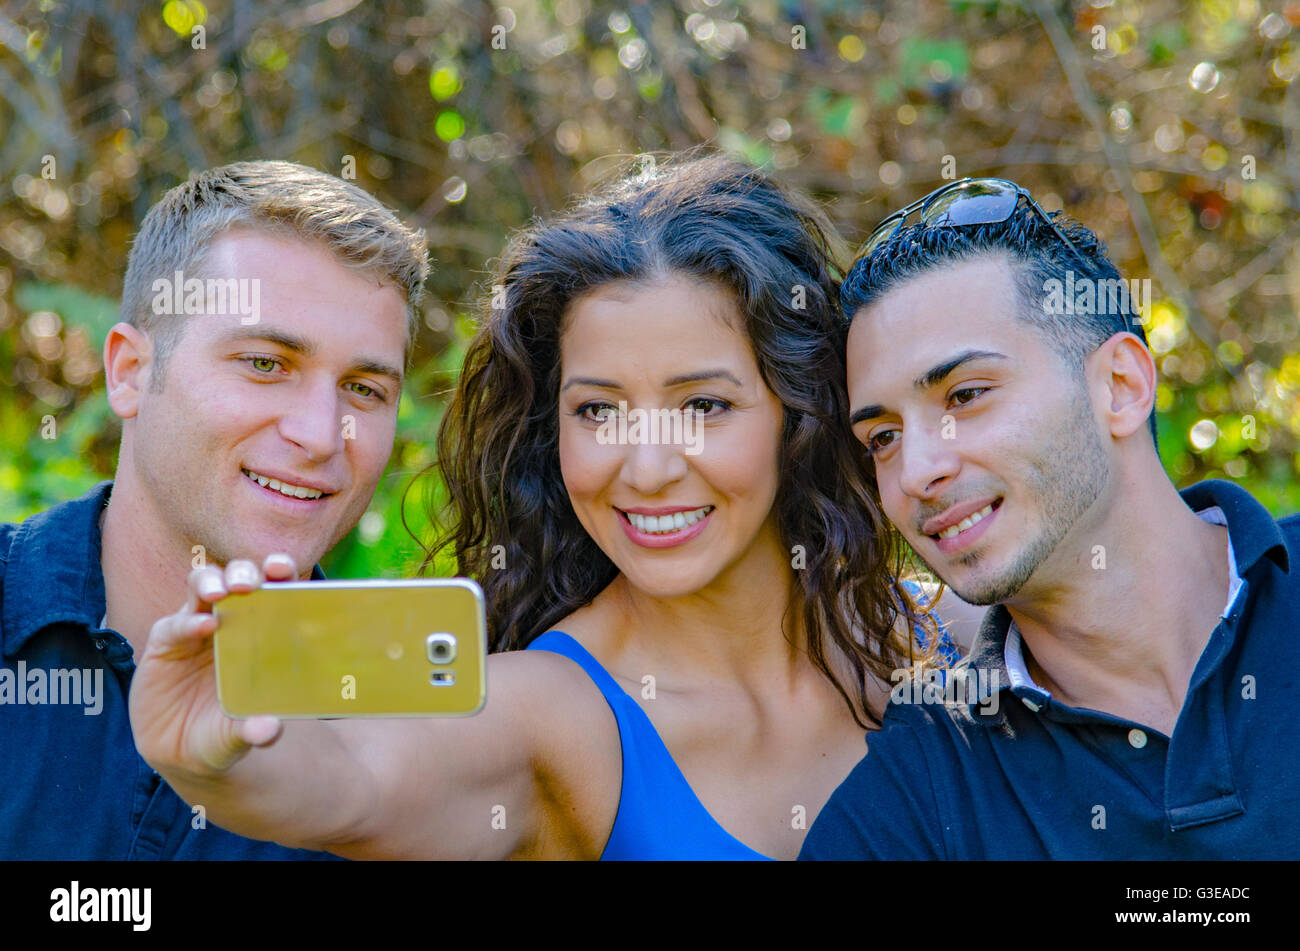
[{"xmin": 214, "ymin": 579, "xmax": 487, "ymax": 718}]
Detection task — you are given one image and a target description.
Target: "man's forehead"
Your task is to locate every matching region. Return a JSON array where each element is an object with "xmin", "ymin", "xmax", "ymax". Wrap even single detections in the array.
[
  {"xmin": 866, "ymin": 253, "xmax": 1015, "ymax": 317},
  {"xmin": 850, "ymin": 258, "xmax": 1021, "ymax": 354},
  {"xmin": 202, "ymin": 229, "xmax": 402, "ymax": 302},
  {"xmin": 846, "ymin": 274, "xmax": 1038, "ymax": 422},
  {"xmin": 850, "ymin": 309, "xmax": 1010, "ymax": 371}
]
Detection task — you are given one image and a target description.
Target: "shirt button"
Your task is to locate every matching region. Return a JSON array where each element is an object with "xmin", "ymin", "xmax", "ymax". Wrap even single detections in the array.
[
  {"xmin": 1128, "ymin": 728, "xmax": 1148, "ymax": 749},
  {"xmin": 1022, "ymin": 698, "xmax": 1041, "ymax": 712}
]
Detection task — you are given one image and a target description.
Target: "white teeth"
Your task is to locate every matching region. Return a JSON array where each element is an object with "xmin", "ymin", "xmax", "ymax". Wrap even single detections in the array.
[
  {"xmin": 626, "ymin": 506, "xmax": 713, "ymax": 535},
  {"xmin": 937, "ymin": 503, "xmax": 994, "ymax": 539},
  {"xmin": 243, "ymin": 468, "xmax": 324, "ymax": 500}
]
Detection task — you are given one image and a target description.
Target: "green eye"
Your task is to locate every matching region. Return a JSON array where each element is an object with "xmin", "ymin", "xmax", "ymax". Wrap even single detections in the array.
[{"xmin": 250, "ymin": 357, "xmax": 279, "ymax": 373}]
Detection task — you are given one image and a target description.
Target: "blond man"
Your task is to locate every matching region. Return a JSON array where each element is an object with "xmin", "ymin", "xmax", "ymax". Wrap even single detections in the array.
[{"xmin": 0, "ymin": 161, "xmax": 427, "ymax": 859}]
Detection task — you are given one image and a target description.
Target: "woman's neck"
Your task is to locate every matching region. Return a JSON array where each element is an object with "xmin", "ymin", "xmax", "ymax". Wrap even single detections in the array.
[{"xmin": 580, "ymin": 519, "xmax": 805, "ymax": 688}]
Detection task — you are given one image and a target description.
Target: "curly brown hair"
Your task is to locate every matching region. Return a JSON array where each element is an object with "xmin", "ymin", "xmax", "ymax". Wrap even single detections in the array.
[{"xmin": 419, "ymin": 151, "xmax": 941, "ymax": 729}]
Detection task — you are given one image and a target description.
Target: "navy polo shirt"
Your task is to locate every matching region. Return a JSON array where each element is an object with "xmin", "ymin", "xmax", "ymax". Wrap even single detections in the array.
[
  {"xmin": 0, "ymin": 480, "xmax": 343, "ymax": 860},
  {"xmin": 800, "ymin": 479, "xmax": 1299, "ymax": 860}
]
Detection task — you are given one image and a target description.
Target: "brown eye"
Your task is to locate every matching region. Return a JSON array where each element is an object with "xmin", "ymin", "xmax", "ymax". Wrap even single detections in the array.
[
  {"xmin": 868, "ymin": 430, "xmax": 898, "ymax": 455},
  {"xmin": 578, "ymin": 402, "xmax": 617, "ymax": 423},
  {"xmin": 684, "ymin": 398, "xmax": 729, "ymax": 417},
  {"xmin": 950, "ymin": 387, "xmax": 988, "ymax": 407}
]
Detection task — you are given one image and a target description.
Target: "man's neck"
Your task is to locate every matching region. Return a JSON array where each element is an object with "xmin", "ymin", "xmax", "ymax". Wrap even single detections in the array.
[
  {"xmin": 99, "ymin": 483, "xmax": 197, "ymax": 663},
  {"xmin": 1005, "ymin": 480, "xmax": 1231, "ymax": 735}
]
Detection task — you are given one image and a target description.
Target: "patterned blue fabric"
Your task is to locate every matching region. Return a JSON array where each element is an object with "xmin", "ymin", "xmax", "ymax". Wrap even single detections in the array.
[{"xmin": 897, "ymin": 577, "xmax": 963, "ymax": 667}]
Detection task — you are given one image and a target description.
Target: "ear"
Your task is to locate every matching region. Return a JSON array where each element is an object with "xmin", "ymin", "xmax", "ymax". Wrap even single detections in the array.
[
  {"xmin": 103, "ymin": 322, "xmax": 154, "ymax": 420},
  {"xmin": 1089, "ymin": 332, "xmax": 1156, "ymax": 440}
]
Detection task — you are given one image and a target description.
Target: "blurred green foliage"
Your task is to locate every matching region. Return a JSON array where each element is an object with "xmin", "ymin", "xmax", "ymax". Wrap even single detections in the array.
[{"xmin": 1, "ymin": 0, "xmax": 1298, "ymax": 579}]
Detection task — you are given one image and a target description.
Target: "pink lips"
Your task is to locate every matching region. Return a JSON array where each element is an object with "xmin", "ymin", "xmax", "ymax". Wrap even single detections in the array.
[
  {"xmin": 616, "ymin": 507, "xmax": 713, "ymax": 549},
  {"xmin": 922, "ymin": 497, "xmax": 1001, "ymax": 537},
  {"xmin": 931, "ymin": 499, "xmax": 1001, "ymax": 555}
]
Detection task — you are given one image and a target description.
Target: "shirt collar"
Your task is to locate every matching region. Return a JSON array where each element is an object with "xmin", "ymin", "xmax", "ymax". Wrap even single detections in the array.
[
  {"xmin": 1178, "ymin": 479, "xmax": 1289, "ymax": 577},
  {"xmin": 963, "ymin": 603, "xmax": 1017, "ymax": 720},
  {"xmin": 4, "ymin": 480, "xmax": 328, "ymax": 658},
  {"xmin": 968, "ymin": 479, "xmax": 1284, "ymax": 717},
  {"xmin": 2, "ymin": 480, "xmax": 114, "ymax": 659},
  {"xmin": 1189, "ymin": 505, "xmax": 1243, "ymax": 616}
]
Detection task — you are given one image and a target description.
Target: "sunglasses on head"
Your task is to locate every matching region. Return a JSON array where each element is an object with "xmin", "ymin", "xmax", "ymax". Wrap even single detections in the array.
[{"xmin": 855, "ymin": 177, "xmax": 1135, "ymax": 336}]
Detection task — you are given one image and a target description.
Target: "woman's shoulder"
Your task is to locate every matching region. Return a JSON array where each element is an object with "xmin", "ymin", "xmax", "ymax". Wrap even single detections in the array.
[
  {"xmin": 481, "ymin": 632, "xmax": 608, "ymax": 732},
  {"xmin": 495, "ymin": 593, "xmax": 632, "ymax": 710}
]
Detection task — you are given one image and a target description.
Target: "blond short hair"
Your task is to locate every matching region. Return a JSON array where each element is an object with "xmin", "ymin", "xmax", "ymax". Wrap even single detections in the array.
[{"xmin": 121, "ymin": 160, "xmax": 428, "ymax": 379}]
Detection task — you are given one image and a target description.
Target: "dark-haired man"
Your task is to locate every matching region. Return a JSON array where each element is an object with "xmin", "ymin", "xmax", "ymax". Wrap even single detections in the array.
[
  {"xmin": 0, "ymin": 161, "xmax": 427, "ymax": 858},
  {"xmin": 801, "ymin": 179, "xmax": 1299, "ymax": 859}
]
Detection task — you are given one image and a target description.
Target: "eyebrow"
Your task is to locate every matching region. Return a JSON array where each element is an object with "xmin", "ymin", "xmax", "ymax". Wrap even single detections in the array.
[
  {"xmin": 561, "ymin": 369, "xmax": 743, "ymax": 392},
  {"xmin": 849, "ymin": 349, "xmax": 1007, "ymax": 425},
  {"xmin": 216, "ymin": 328, "xmax": 403, "ymax": 382}
]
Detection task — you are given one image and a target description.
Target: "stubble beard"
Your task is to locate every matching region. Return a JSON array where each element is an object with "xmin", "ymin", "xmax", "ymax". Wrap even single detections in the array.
[{"xmin": 923, "ymin": 390, "xmax": 1111, "ymax": 606}]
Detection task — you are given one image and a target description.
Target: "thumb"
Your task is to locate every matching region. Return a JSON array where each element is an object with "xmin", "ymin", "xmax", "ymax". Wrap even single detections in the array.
[
  {"xmin": 238, "ymin": 715, "xmax": 283, "ymax": 748},
  {"xmin": 201, "ymin": 713, "xmax": 280, "ymax": 771}
]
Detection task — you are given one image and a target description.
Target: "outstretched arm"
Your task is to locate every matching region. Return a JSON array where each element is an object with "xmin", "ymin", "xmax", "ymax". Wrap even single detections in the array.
[{"xmin": 129, "ymin": 555, "xmax": 619, "ymax": 859}]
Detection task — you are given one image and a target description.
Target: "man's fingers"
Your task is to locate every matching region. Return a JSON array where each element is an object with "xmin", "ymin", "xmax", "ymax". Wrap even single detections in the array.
[
  {"xmin": 263, "ymin": 553, "xmax": 298, "ymax": 582},
  {"xmin": 145, "ymin": 610, "xmax": 217, "ymax": 654},
  {"xmin": 187, "ymin": 565, "xmax": 228, "ymax": 613},
  {"xmin": 186, "ymin": 555, "xmax": 292, "ymax": 609},
  {"xmin": 224, "ymin": 558, "xmax": 262, "ymax": 593}
]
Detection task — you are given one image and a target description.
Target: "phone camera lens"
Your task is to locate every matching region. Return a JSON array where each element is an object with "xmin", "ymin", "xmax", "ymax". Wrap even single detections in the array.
[{"xmin": 425, "ymin": 632, "xmax": 457, "ymax": 665}]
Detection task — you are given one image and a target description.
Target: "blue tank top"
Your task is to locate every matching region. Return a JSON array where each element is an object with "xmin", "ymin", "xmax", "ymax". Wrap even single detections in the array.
[
  {"xmin": 525, "ymin": 631, "xmax": 773, "ymax": 860},
  {"xmin": 524, "ymin": 585, "xmax": 958, "ymax": 860}
]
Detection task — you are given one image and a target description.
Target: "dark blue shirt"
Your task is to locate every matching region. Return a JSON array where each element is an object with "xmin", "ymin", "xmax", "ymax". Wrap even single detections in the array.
[
  {"xmin": 0, "ymin": 480, "xmax": 343, "ymax": 860},
  {"xmin": 800, "ymin": 480, "xmax": 1300, "ymax": 860}
]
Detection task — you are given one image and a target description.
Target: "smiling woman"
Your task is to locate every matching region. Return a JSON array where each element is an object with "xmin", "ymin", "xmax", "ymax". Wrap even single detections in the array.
[
  {"xmin": 416, "ymin": 152, "xmax": 960, "ymax": 856},
  {"xmin": 430, "ymin": 153, "xmax": 943, "ymax": 717}
]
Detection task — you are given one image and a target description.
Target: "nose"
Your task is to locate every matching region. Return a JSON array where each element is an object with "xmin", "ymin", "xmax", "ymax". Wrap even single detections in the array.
[
  {"xmin": 896, "ymin": 419, "xmax": 960, "ymax": 500},
  {"xmin": 618, "ymin": 431, "xmax": 690, "ymax": 497},
  {"xmin": 277, "ymin": 375, "xmax": 347, "ymax": 463}
]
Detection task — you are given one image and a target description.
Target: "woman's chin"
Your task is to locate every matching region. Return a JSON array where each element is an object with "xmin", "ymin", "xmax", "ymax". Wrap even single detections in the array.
[{"xmin": 616, "ymin": 568, "xmax": 718, "ymax": 603}]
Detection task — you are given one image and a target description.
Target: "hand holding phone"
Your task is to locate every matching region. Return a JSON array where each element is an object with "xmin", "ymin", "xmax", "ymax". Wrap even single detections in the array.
[{"xmin": 131, "ymin": 555, "xmax": 301, "ymax": 774}]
